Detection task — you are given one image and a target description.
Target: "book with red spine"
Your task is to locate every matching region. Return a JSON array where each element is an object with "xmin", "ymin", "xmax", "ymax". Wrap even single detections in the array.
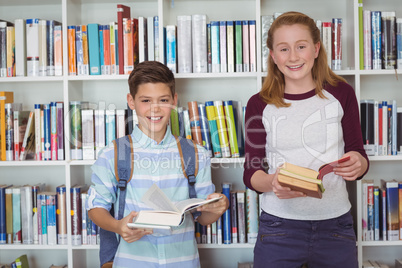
[
  {"xmin": 123, "ymin": 18, "xmax": 133, "ymax": 74},
  {"xmin": 331, "ymin": 18, "xmax": 342, "ymax": 71},
  {"xmin": 117, "ymin": 4, "xmax": 130, "ymax": 74}
]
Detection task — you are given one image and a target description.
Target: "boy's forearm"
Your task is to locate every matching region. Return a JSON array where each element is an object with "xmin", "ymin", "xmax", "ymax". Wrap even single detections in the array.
[{"xmin": 88, "ymin": 207, "xmax": 120, "ymax": 234}]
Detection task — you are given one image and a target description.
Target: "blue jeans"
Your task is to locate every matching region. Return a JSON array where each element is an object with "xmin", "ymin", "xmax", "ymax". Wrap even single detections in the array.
[{"xmin": 254, "ymin": 211, "xmax": 358, "ymax": 268}]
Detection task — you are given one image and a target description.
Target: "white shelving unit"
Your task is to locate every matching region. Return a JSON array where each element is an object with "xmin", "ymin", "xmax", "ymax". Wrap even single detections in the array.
[{"xmin": 1, "ymin": 0, "xmax": 401, "ymax": 267}]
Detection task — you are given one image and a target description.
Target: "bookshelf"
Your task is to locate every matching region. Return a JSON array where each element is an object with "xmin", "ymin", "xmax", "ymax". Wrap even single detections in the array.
[{"xmin": 1, "ymin": 0, "xmax": 401, "ymax": 267}]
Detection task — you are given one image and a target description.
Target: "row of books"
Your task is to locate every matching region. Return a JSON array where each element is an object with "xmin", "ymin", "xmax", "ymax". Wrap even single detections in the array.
[
  {"xmin": 174, "ymin": 100, "xmax": 245, "ymax": 158},
  {"xmin": 360, "ymin": 99, "xmax": 402, "ymax": 156},
  {"xmin": 0, "ymin": 254, "xmax": 29, "ymax": 268},
  {"xmin": 195, "ymin": 185, "xmax": 259, "ymax": 245},
  {"xmin": 261, "ymin": 12, "xmax": 343, "ymax": 71},
  {"xmin": 363, "ymin": 259, "xmax": 402, "ymax": 268},
  {"xmin": 0, "ymin": 19, "xmax": 62, "ymax": 77},
  {"xmin": 361, "ymin": 179, "xmax": 402, "ymax": 242},
  {"xmin": 0, "ymin": 183, "xmax": 99, "ymax": 246},
  {"xmin": 360, "ymin": 9, "xmax": 402, "ymax": 70}
]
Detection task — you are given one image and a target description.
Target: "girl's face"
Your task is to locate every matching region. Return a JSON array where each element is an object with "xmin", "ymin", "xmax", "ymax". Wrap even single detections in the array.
[{"xmin": 269, "ymin": 24, "xmax": 320, "ymax": 92}]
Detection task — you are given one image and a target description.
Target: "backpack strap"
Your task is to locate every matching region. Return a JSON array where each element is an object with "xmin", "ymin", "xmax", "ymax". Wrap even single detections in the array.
[
  {"xmin": 112, "ymin": 135, "xmax": 134, "ymax": 220},
  {"xmin": 176, "ymin": 136, "xmax": 199, "ymax": 199}
]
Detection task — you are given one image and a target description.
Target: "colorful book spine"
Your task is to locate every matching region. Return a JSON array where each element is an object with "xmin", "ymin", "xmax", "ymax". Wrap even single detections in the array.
[
  {"xmin": 38, "ymin": 20, "xmax": 47, "ymax": 76},
  {"xmin": 235, "ymin": 20, "xmax": 243, "ymax": 72},
  {"xmin": 182, "ymin": 109, "xmax": 192, "ymax": 140},
  {"xmin": 221, "ymin": 182, "xmax": 231, "ymax": 244},
  {"xmin": 87, "ymin": 23, "xmax": 101, "ymax": 75},
  {"xmin": 50, "ymin": 102, "xmax": 57, "ymax": 160},
  {"xmin": 82, "ymin": 109, "xmax": 95, "ymax": 160},
  {"xmin": 331, "ymin": 18, "xmax": 342, "ymax": 70},
  {"xmin": 70, "ymin": 101, "xmax": 83, "ymax": 160},
  {"xmin": 367, "ymin": 182, "xmax": 374, "ymax": 241},
  {"xmin": 46, "ymin": 193, "xmax": 57, "ymax": 245},
  {"xmin": 227, "ymin": 21, "xmax": 235, "ymax": 73},
  {"xmin": 187, "ymin": 101, "xmax": 203, "ymax": 146},
  {"xmin": 117, "ymin": 4, "xmax": 131, "ymax": 75},
  {"xmin": 109, "ymin": 22, "xmax": 117, "ymax": 75},
  {"xmin": 399, "ymin": 182, "xmax": 402, "ymax": 240},
  {"xmin": 223, "ymin": 101, "xmax": 239, "ymax": 158},
  {"xmin": 32, "ymin": 185, "xmax": 39, "ymax": 244},
  {"xmin": 81, "ymin": 25, "xmax": 90, "ymax": 75},
  {"xmin": 246, "ymin": 187, "xmax": 259, "ymax": 244},
  {"xmin": 56, "ymin": 102, "xmax": 64, "ymax": 160},
  {"xmin": 26, "ymin": 19, "xmax": 40, "ymax": 76},
  {"xmin": 54, "ymin": 25, "xmax": 63, "ymax": 76},
  {"xmin": 5, "ymin": 187, "xmax": 13, "ymax": 244},
  {"xmin": 0, "ymin": 186, "xmax": 7, "ymax": 244},
  {"xmin": 170, "ymin": 107, "xmax": 180, "ymax": 137},
  {"xmin": 219, "ymin": 21, "xmax": 227, "ymax": 73},
  {"xmin": 211, "ymin": 21, "xmax": 220, "ymax": 73},
  {"xmin": 363, "ymin": 10, "xmax": 372, "ymax": 70},
  {"xmin": 67, "ymin": 25, "xmax": 76, "ymax": 75},
  {"xmin": 5, "ymin": 103, "xmax": 14, "ymax": 161},
  {"xmin": 371, "ymin": 11, "xmax": 382, "ymax": 70},
  {"xmin": 205, "ymin": 101, "xmax": 222, "ymax": 158},
  {"xmin": 43, "ymin": 104, "xmax": 51, "ymax": 160},
  {"xmin": 81, "ymin": 192, "xmax": 88, "ymax": 245},
  {"xmin": 123, "ymin": 18, "xmax": 133, "ymax": 74},
  {"xmin": 381, "ymin": 12, "xmax": 396, "ymax": 69},
  {"xmin": 198, "ymin": 104, "xmax": 213, "ymax": 158},
  {"xmin": 382, "ymin": 180, "xmax": 399, "ymax": 240},
  {"xmin": 132, "ymin": 18, "xmax": 139, "ymax": 66},
  {"xmin": 322, "ymin": 22, "xmax": 332, "ymax": 68},
  {"xmin": 207, "ymin": 23, "xmax": 212, "ymax": 72},
  {"xmin": 166, "ymin": 25, "xmax": 176, "ymax": 73},
  {"xmin": 373, "ymin": 186, "xmax": 380, "ymax": 241},
  {"xmin": 249, "ymin": 20, "xmax": 256, "ymax": 72},
  {"xmin": 56, "ymin": 185, "xmax": 67, "ymax": 245},
  {"xmin": 0, "ymin": 22, "xmax": 6, "ymax": 77},
  {"xmin": 102, "ymin": 24, "xmax": 111, "ymax": 75},
  {"xmin": 242, "ymin": 20, "xmax": 249, "ymax": 72},
  {"xmin": 12, "ymin": 187, "xmax": 21, "ymax": 244},
  {"xmin": 230, "ymin": 192, "xmax": 238, "ymax": 243},
  {"xmin": 397, "ymin": 18, "xmax": 402, "ymax": 70},
  {"xmin": 75, "ymin": 25, "xmax": 84, "ymax": 75},
  {"xmin": 105, "ymin": 109, "xmax": 116, "ymax": 146},
  {"xmin": 6, "ymin": 26, "xmax": 15, "ymax": 77},
  {"xmin": 154, "ymin": 16, "xmax": 160, "ymax": 62},
  {"xmin": 214, "ymin": 100, "xmax": 231, "ymax": 158},
  {"xmin": 380, "ymin": 187, "xmax": 387, "ymax": 240},
  {"xmin": 39, "ymin": 192, "xmax": 47, "ymax": 245}
]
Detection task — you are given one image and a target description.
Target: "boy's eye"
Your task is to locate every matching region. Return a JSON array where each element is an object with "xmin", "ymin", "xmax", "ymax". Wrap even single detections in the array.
[
  {"xmin": 141, "ymin": 99, "xmax": 150, "ymax": 103},
  {"xmin": 160, "ymin": 99, "xmax": 169, "ymax": 103}
]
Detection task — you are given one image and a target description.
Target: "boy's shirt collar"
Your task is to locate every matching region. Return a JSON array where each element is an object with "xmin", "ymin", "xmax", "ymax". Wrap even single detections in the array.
[{"xmin": 132, "ymin": 124, "xmax": 174, "ymax": 148}]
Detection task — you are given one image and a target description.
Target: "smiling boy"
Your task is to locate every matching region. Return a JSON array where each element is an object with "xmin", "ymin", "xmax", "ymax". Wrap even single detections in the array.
[{"xmin": 87, "ymin": 61, "xmax": 229, "ymax": 268}]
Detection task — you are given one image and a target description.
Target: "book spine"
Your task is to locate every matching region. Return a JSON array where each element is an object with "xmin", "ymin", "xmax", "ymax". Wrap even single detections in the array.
[
  {"xmin": 0, "ymin": 22, "xmax": 7, "ymax": 77},
  {"xmin": 32, "ymin": 186, "xmax": 38, "ymax": 244},
  {"xmin": 26, "ymin": 19, "xmax": 40, "ymax": 76},
  {"xmin": 176, "ymin": 107, "xmax": 185, "ymax": 138},
  {"xmin": 5, "ymin": 188, "xmax": 13, "ymax": 244},
  {"xmin": 117, "ymin": 4, "xmax": 130, "ymax": 75},
  {"xmin": 123, "ymin": 19, "xmax": 133, "ymax": 75},
  {"xmin": 386, "ymin": 181, "xmax": 400, "ymax": 240},
  {"xmin": 43, "ymin": 104, "xmax": 51, "ymax": 160},
  {"xmin": 50, "ymin": 102, "xmax": 57, "ymax": 160},
  {"xmin": 95, "ymin": 109, "xmax": 106, "ymax": 158},
  {"xmin": 374, "ymin": 101, "xmax": 379, "ymax": 156},
  {"xmin": 246, "ymin": 187, "xmax": 259, "ymax": 244},
  {"xmin": 115, "ymin": 109, "xmax": 125, "ymax": 139},
  {"xmin": 138, "ymin": 17, "xmax": 146, "ymax": 63},
  {"xmin": 242, "ymin": 20, "xmax": 249, "ymax": 72},
  {"xmin": 14, "ymin": 19, "xmax": 26, "ymax": 77},
  {"xmin": 211, "ymin": 221, "xmax": 217, "ymax": 244},
  {"xmin": 223, "ymin": 101, "xmax": 239, "ymax": 158},
  {"xmin": 177, "ymin": 15, "xmax": 192, "ymax": 73},
  {"xmin": 146, "ymin": 17, "xmax": 154, "ymax": 61},
  {"xmin": 221, "ymin": 183, "xmax": 231, "ymax": 244},
  {"xmin": 382, "ymin": 101, "xmax": 388, "ymax": 155},
  {"xmin": 207, "ymin": 23, "xmax": 212, "ymax": 72},
  {"xmin": 56, "ymin": 185, "xmax": 67, "ymax": 245},
  {"xmin": 109, "ymin": 22, "xmax": 117, "ymax": 75},
  {"xmin": 205, "ymin": 101, "xmax": 222, "ymax": 158},
  {"xmin": 381, "ymin": 12, "xmax": 396, "ymax": 69},
  {"xmin": 56, "ymin": 102, "xmax": 64, "ymax": 160},
  {"xmin": 363, "ymin": 10, "xmax": 372, "ymax": 70},
  {"xmin": 322, "ymin": 22, "xmax": 332, "ymax": 68},
  {"xmin": 67, "ymin": 25, "xmax": 76, "ymax": 76},
  {"xmin": 82, "ymin": 109, "xmax": 95, "ymax": 160},
  {"xmin": 230, "ymin": 192, "xmax": 238, "ymax": 243},
  {"xmin": 227, "ymin": 21, "xmax": 235, "ymax": 73},
  {"xmin": 12, "ymin": 188, "xmax": 22, "ymax": 244},
  {"xmin": 81, "ymin": 192, "xmax": 87, "ymax": 245},
  {"xmin": 249, "ymin": 20, "xmax": 256, "ymax": 72},
  {"xmin": 75, "ymin": 25, "xmax": 84, "ymax": 76},
  {"xmin": 105, "ymin": 109, "xmax": 116, "ymax": 146},
  {"xmin": 87, "ymin": 23, "xmax": 101, "ymax": 75},
  {"xmin": 36, "ymin": 191, "xmax": 42, "ymax": 244},
  {"xmin": 380, "ymin": 187, "xmax": 387, "ymax": 240},
  {"xmin": 34, "ymin": 104, "xmax": 42, "ymax": 160},
  {"xmin": 399, "ymin": 182, "xmax": 402, "ymax": 240},
  {"xmin": 103, "ymin": 25, "xmax": 111, "ymax": 75},
  {"xmin": 70, "ymin": 101, "xmax": 83, "ymax": 160},
  {"xmin": 154, "ymin": 16, "xmax": 160, "ymax": 62},
  {"xmin": 236, "ymin": 191, "xmax": 246, "ymax": 243},
  {"xmin": 46, "ymin": 193, "xmax": 57, "ymax": 245},
  {"xmin": 214, "ymin": 100, "xmax": 231, "ymax": 157},
  {"xmin": 166, "ymin": 25, "xmax": 176, "ymax": 73},
  {"xmin": 235, "ymin": 21, "xmax": 242, "ymax": 72},
  {"xmin": 198, "ymin": 104, "xmax": 213, "ymax": 158},
  {"xmin": 5, "ymin": 103, "xmax": 14, "ymax": 161},
  {"xmin": 6, "ymin": 26, "xmax": 15, "ymax": 77},
  {"xmin": 391, "ymin": 100, "xmax": 397, "ymax": 155},
  {"xmin": 0, "ymin": 187, "xmax": 6, "ymax": 244},
  {"xmin": 217, "ymin": 216, "xmax": 222, "ymax": 244},
  {"xmin": 192, "ymin": 14, "xmax": 207, "ymax": 73},
  {"xmin": 132, "ymin": 18, "xmax": 139, "ymax": 66},
  {"xmin": 371, "ymin": 11, "xmax": 382, "ymax": 70},
  {"xmin": 170, "ymin": 107, "xmax": 180, "ymax": 137},
  {"xmin": 261, "ymin": 16, "xmax": 273, "ymax": 72},
  {"xmin": 367, "ymin": 182, "xmax": 374, "ymax": 241},
  {"xmin": 71, "ymin": 187, "xmax": 82, "ymax": 245},
  {"xmin": 331, "ymin": 18, "xmax": 342, "ymax": 70},
  {"xmin": 397, "ymin": 18, "xmax": 402, "ymax": 70},
  {"xmin": 219, "ymin": 21, "xmax": 227, "ymax": 73},
  {"xmin": 182, "ymin": 109, "xmax": 192, "ymax": 140},
  {"xmin": 40, "ymin": 193, "xmax": 47, "ymax": 245},
  {"xmin": 187, "ymin": 101, "xmax": 203, "ymax": 146},
  {"xmin": 358, "ymin": 0, "xmax": 363, "ymax": 70},
  {"xmin": 20, "ymin": 186, "xmax": 33, "ymax": 244},
  {"xmin": 12, "ymin": 108, "xmax": 20, "ymax": 159},
  {"xmin": 211, "ymin": 21, "xmax": 220, "ymax": 73},
  {"xmin": 54, "ymin": 25, "xmax": 63, "ymax": 76},
  {"xmin": 38, "ymin": 20, "xmax": 47, "ymax": 76},
  {"xmin": 373, "ymin": 186, "xmax": 380, "ymax": 241},
  {"xmin": 46, "ymin": 20, "xmax": 55, "ymax": 76},
  {"xmin": 360, "ymin": 100, "xmax": 375, "ymax": 155}
]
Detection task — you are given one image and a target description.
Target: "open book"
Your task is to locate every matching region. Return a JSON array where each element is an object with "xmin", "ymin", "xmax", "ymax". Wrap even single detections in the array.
[
  {"xmin": 277, "ymin": 156, "xmax": 350, "ymax": 199},
  {"xmin": 127, "ymin": 184, "xmax": 222, "ymax": 229}
]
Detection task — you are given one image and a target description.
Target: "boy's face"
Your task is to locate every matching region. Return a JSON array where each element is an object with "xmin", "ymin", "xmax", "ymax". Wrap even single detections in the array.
[{"xmin": 127, "ymin": 82, "xmax": 177, "ymax": 143}]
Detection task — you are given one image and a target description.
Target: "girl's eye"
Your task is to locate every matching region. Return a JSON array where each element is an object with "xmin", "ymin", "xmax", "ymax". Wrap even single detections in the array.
[
  {"xmin": 299, "ymin": 45, "xmax": 306, "ymax": 49},
  {"xmin": 280, "ymin": 48, "xmax": 288, "ymax": 52}
]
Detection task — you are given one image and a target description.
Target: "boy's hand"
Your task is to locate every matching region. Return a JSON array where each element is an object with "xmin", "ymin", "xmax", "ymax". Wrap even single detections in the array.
[
  {"xmin": 119, "ymin": 211, "xmax": 153, "ymax": 243},
  {"xmin": 197, "ymin": 193, "xmax": 229, "ymax": 216}
]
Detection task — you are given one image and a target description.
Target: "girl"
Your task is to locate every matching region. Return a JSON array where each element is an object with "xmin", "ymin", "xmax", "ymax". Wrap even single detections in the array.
[{"xmin": 243, "ymin": 11, "xmax": 368, "ymax": 267}]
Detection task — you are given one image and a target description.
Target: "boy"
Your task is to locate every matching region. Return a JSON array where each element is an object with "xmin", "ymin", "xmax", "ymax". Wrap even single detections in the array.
[{"xmin": 87, "ymin": 61, "xmax": 229, "ymax": 267}]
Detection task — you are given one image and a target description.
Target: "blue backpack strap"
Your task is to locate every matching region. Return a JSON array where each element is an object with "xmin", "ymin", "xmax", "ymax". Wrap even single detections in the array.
[
  {"xmin": 175, "ymin": 136, "xmax": 201, "ymax": 218},
  {"xmin": 113, "ymin": 135, "xmax": 134, "ymax": 220}
]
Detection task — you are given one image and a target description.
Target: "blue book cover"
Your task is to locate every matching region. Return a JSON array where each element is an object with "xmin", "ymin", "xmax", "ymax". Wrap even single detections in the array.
[
  {"xmin": 0, "ymin": 185, "xmax": 8, "ymax": 244},
  {"xmin": 210, "ymin": 21, "xmax": 220, "ymax": 73},
  {"xmin": 87, "ymin": 23, "xmax": 101, "ymax": 75},
  {"xmin": 371, "ymin": 11, "xmax": 382, "ymax": 70},
  {"xmin": 198, "ymin": 104, "xmax": 213, "ymax": 158},
  {"xmin": 46, "ymin": 193, "xmax": 57, "ymax": 245},
  {"xmin": 382, "ymin": 179, "xmax": 399, "ymax": 240},
  {"xmin": 43, "ymin": 103, "xmax": 51, "ymax": 160},
  {"xmin": 166, "ymin": 25, "xmax": 176, "ymax": 72},
  {"xmin": 222, "ymin": 182, "xmax": 231, "ymax": 244},
  {"xmin": 373, "ymin": 186, "xmax": 380, "ymax": 241},
  {"xmin": 40, "ymin": 193, "xmax": 47, "ymax": 245}
]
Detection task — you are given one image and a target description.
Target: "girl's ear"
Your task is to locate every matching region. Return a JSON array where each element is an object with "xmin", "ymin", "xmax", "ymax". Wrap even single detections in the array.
[
  {"xmin": 314, "ymin": 42, "xmax": 321, "ymax": 58},
  {"xmin": 269, "ymin": 50, "xmax": 276, "ymax": 64},
  {"xmin": 127, "ymin": 93, "xmax": 135, "ymax": 110}
]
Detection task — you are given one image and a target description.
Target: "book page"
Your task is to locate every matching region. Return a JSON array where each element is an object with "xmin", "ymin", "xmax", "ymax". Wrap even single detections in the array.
[
  {"xmin": 141, "ymin": 184, "xmax": 179, "ymax": 212},
  {"xmin": 318, "ymin": 156, "xmax": 350, "ymax": 180},
  {"xmin": 177, "ymin": 196, "xmax": 223, "ymax": 214}
]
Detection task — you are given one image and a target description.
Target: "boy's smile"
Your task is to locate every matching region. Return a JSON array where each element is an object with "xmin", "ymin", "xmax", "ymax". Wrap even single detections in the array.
[{"xmin": 127, "ymin": 82, "xmax": 177, "ymax": 143}]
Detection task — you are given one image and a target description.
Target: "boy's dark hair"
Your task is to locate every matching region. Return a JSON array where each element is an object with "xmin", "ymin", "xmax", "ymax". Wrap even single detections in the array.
[{"xmin": 128, "ymin": 61, "xmax": 175, "ymax": 98}]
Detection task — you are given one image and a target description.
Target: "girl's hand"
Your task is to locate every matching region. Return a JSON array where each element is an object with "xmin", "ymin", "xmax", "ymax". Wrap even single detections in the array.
[
  {"xmin": 333, "ymin": 151, "xmax": 368, "ymax": 181},
  {"xmin": 271, "ymin": 170, "xmax": 306, "ymax": 199},
  {"xmin": 118, "ymin": 211, "xmax": 153, "ymax": 243}
]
